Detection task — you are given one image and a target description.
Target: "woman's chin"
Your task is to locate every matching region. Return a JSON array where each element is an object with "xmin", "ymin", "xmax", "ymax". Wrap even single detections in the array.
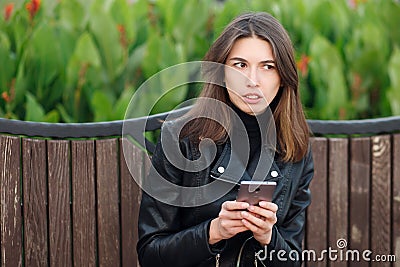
[{"xmin": 242, "ymin": 105, "xmax": 269, "ymax": 115}]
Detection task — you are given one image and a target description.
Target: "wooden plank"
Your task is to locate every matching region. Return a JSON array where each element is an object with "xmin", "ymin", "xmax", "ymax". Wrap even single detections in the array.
[
  {"xmin": 392, "ymin": 134, "xmax": 400, "ymax": 266},
  {"xmin": 349, "ymin": 137, "xmax": 370, "ymax": 267},
  {"xmin": 47, "ymin": 140, "xmax": 72, "ymax": 266},
  {"xmin": 307, "ymin": 137, "xmax": 328, "ymax": 267},
  {"xmin": 22, "ymin": 138, "xmax": 49, "ymax": 266},
  {"xmin": 96, "ymin": 139, "xmax": 120, "ymax": 267},
  {"xmin": 371, "ymin": 135, "xmax": 391, "ymax": 267},
  {"xmin": 329, "ymin": 138, "xmax": 349, "ymax": 267},
  {"xmin": 0, "ymin": 136, "xmax": 23, "ymax": 267},
  {"xmin": 120, "ymin": 138, "xmax": 144, "ymax": 267},
  {"xmin": 71, "ymin": 141, "xmax": 96, "ymax": 266}
]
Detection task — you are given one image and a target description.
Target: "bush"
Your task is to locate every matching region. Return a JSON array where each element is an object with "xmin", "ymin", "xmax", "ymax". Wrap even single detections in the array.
[{"xmin": 0, "ymin": 0, "xmax": 399, "ymax": 122}]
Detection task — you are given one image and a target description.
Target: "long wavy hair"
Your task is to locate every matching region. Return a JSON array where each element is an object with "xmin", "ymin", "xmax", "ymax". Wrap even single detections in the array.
[{"xmin": 180, "ymin": 12, "xmax": 310, "ymax": 162}]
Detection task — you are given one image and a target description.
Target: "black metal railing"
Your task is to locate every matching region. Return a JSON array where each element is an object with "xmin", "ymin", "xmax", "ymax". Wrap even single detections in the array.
[{"xmin": 1, "ymin": 106, "xmax": 399, "ymax": 139}]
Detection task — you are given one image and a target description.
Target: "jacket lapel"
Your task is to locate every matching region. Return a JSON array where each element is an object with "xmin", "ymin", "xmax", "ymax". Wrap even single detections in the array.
[{"xmin": 209, "ymin": 142, "xmax": 284, "ymax": 184}]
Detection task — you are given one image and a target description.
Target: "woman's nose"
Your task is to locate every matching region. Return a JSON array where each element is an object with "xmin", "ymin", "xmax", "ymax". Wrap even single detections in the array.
[{"xmin": 246, "ymin": 68, "xmax": 259, "ymax": 88}]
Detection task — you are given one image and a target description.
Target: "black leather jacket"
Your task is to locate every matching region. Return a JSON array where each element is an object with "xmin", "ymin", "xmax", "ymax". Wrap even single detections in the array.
[{"xmin": 137, "ymin": 124, "xmax": 314, "ymax": 267}]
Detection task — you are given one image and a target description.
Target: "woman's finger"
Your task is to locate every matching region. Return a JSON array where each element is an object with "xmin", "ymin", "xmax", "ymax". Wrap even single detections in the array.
[
  {"xmin": 219, "ymin": 218, "xmax": 246, "ymax": 229},
  {"xmin": 222, "ymin": 201, "xmax": 249, "ymax": 211},
  {"xmin": 259, "ymin": 201, "xmax": 278, "ymax": 212},
  {"xmin": 247, "ymin": 205, "xmax": 277, "ymax": 222}
]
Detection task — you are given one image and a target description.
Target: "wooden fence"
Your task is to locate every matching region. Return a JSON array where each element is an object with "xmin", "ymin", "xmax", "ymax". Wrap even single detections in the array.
[{"xmin": 0, "ymin": 111, "xmax": 399, "ymax": 267}]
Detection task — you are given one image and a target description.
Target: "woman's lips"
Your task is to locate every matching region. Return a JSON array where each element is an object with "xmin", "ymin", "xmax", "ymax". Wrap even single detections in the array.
[{"xmin": 242, "ymin": 93, "xmax": 263, "ymax": 104}]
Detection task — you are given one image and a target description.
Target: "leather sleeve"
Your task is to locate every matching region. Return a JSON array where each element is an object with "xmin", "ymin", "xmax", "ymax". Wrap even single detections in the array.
[
  {"xmin": 137, "ymin": 193, "xmax": 217, "ymax": 266},
  {"xmin": 136, "ymin": 135, "xmax": 217, "ymax": 267},
  {"xmin": 257, "ymin": 147, "xmax": 314, "ymax": 266}
]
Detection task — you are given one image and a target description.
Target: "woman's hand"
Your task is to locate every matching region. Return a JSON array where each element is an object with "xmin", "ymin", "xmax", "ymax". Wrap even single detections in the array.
[
  {"xmin": 241, "ymin": 201, "xmax": 278, "ymax": 245},
  {"xmin": 209, "ymin": 201, "xmax": 250, "ymax": 244}
]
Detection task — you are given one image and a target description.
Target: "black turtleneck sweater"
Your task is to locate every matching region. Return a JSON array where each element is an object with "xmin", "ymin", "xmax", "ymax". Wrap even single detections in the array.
[{"xmin": 230, "ymin": 89, "xmax": 281, "ymax": 176}]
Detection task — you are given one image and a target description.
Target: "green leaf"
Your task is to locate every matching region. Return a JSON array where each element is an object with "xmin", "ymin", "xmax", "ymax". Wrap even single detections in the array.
[
  {"xmin": 0, "ymin": 31, "xmax": 16, "ymax": 91},
  {"xmin": 113, "ymin": 87, "xmax": 133, "ymax": 120},
  {"xmin": 13, "ymin": 57, "xmax": 28, "ymax": 109},
  {"xmin": 151, "ymin": 84, "xmax": 188, "ymax": 114},
  {"xmin": 308, "ymin": 1, "xmax": 350, "ymax": 45},
  {"xmin": 388, "ymin": 47, "xmax": 400, "ymax": 90},
  {"xmin": 154, "ymin": 62, "xmax": 188, "ymax": 113},
  {"xmin": 22, "ymin": 22, "xmax": 64, "ymax": 105},
  {"xmin": 169, "ymin": 0, "xmax": 209, "ymax": 44},
  {"xmin": 7, "ymin": 7, "xmax": 30, "ymax": 59},
  {"xmin": 110, "ymin": 0, "xmax": 143, "ymax": 45},
  {"xmin": 386, "ymin": 87, "xmax": 400, "ymax": 116},
  {"xmin": 126, "ymin": 44, "xmax": 146, "ymax": 76},
  {"xmin": 379, "ymin": 1, "xmax": 400, "ymax": 44},
  {"xmin": 53, "ymin": 25, "xmax": 78, "ymax": 69},
  {"xmin": 213, "ymin": 0, "xmax": 249, "ymax": 37},
  {"xmin": 89, "ymin": 4, "xmax": 124, "ymax": 81},
  {"xmin": 66, "ymin": 32, "xmax": 101, "ymax": 99},
  {"xmin": 58, "ymin": 0, "xmax": 87, "ymax": 31},
  {"xmin": 309, "ymin": 35, "xmax": 348, "ymax": 119},
  {"xmin": 386, "ymin": 46, "xmax": 400, "ymax": 115},
  {"xmin": 160, "ymin": 35, "xmax": 185, "ymax": 67},
  {"xmin": 56, "ymin": 104, "xmax": 73, "ymax": 123},
  {"xmin": 344, "ymin": 20, "xmax": 390, "ymax": 89},
  {"xmin": 124, "ymin": 72, "xmax": 162, "ymax": 119},
  {"xmin": 69, "ymin": 32, "xmax": 101, "ymax": 67},
  {"xmin": 90, "ymin": 90, "xmax": 114, "ymax": 121},
  {"xmin": 142, "ymin": 33, "xmax": 162, "ymax": 77},
  {"xmin": 43, "ymin": 110, "xmax": 60, "ymax": 123},
  {"xmin": 25, "ymin": 92, "xmax": 45, "ymax": 122}
]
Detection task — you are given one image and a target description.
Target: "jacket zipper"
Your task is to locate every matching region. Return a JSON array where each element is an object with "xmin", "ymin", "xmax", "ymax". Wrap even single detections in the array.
[
  {"xmin": 255, "ymin": 251, "xmax": 268, "ymax": 267},
  {"xmin": 215, "ymin": 253, "xmax": 220, "ymax": 267},
  {"xmin": 215, "ymin": 244, "xmax": 264, "ymax": 267}
]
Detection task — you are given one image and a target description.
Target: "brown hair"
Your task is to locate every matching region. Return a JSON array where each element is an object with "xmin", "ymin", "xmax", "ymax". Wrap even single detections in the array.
[{"xmin": 180, "ymin": 12, "xmax": 310, "ymax": 162}]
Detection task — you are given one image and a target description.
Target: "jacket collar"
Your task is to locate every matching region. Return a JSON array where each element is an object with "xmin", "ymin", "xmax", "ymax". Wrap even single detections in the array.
[{"xmin": 210, "ymin": 141, "xmax": 284, "ymax": 185}]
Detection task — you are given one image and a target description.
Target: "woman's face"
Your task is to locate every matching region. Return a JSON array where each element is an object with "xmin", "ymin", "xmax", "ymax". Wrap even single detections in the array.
[{"xmin": 224, "ymin": 37, "xmax": 281, "ymax": 115}]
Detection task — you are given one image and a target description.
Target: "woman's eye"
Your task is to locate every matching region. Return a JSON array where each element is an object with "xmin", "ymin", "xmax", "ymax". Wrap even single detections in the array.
[
  {"xmin": 234, "ymin": 62, "xmax": 247, "ymax": 68},
  {"xmin": 263, "ymin": 64, "xmax": 275, "ymax": 70}
]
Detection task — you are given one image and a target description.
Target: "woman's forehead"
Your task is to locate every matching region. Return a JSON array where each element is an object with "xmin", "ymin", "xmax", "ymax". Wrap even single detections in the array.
[{"xmin": 227, "ymin": 37, "xmax": 274, "ymax": 62}]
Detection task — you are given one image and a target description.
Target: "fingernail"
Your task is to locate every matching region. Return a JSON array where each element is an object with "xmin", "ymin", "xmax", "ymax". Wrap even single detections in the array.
[
  {"xmin": 241, "ymin": 211, "xmax": 248, "ymax": 217},
  {"xmin": 248, "ymin": 206, "xmax": 255, "ymax": 211},
  {"xmin": 242, "ymin": 203, "xmax": 249, "ymax": 209}
]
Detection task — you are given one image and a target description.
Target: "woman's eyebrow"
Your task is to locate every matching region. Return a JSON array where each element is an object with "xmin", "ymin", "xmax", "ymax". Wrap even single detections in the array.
[
  {"xmin": 227, "ymin": 57, "xmax": 275, "ymax": 64},
  {"xmin": 227, "ymin": 57, "xmax": 248, "ymax": 62},
  {"xmin": 260, "ymin": 60, "xmax": 276, "ymax": 64}
]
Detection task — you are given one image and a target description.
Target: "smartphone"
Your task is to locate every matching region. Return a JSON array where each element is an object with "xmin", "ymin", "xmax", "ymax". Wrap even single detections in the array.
[{"xmin": 236, "ymin": 181, "xmax": 276, "ymax": 205}]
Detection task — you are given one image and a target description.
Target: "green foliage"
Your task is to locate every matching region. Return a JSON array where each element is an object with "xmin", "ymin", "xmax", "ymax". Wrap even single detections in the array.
[
  {"xmin": 387, "ymin": 46, "xmax": 400, "ymax": 115},
  {"xmin": 309, "ymin": 35, "xmax": 348, "ymax": 119},
  {"xmin": 0, "ymin": 0, "xmax": 399, "ymax": 122}
]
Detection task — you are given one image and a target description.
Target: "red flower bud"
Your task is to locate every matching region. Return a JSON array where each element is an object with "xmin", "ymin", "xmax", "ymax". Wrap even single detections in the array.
[
  {"xmin": 297, "ymin": 54, "xmax": 311, "ymax": 77},
  {"xmin": 1, "ymin": 92, "xmax": 10, "ymax": 103},
  {"xmin": 117, "ymin": 24, "xmax": 125, "ymax": 34},
  {"xmin": 117, "ymin": 24, "xmax": 127, "ymax": 48},
  {"xmin": 26, "ymin": 0, "xmax": 41, "ymax": 20},
  {"xmin": 4, "ymin": 3, "xmax": 14, "ymax": 21}
]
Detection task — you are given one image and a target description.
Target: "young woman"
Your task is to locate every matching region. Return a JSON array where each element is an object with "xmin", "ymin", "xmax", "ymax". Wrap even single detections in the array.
[{"xmin": 137, "ymin": 12, "xmax": 314, "ymax": 266}]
